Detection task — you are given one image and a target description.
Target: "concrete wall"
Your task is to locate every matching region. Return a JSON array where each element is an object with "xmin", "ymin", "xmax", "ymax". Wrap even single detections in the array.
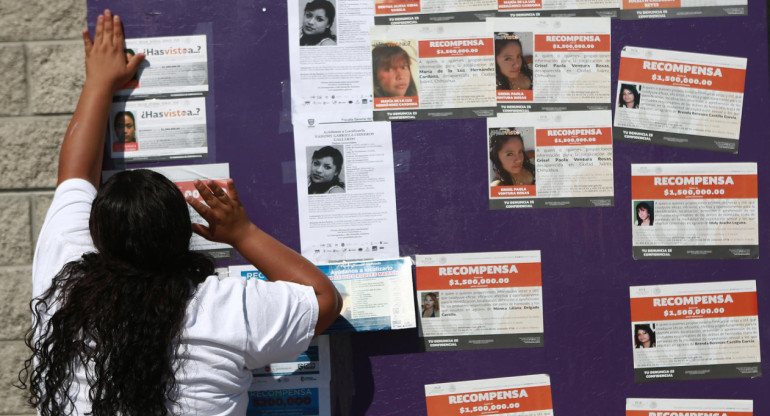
[{"xmin": 0, "ymin": 0, "xmax": 86, "ymax": 413}]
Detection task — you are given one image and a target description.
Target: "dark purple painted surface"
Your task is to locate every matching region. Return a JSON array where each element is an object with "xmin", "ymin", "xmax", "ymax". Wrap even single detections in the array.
[{"xmin": 90, "ymin": 1, "xmax": 769, "ymax": 414}]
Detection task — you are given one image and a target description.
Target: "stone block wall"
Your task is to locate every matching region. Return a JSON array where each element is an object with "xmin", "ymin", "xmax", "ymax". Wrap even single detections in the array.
[{"xmin": 0, "ymin": 0, "xmax": 87, "ymax": 413}]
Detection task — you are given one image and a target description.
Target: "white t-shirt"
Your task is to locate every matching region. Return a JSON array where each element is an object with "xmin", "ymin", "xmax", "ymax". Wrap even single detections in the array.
[{"xmin": 32, "ymin": 178, "xmax": 319, "ymax": 415}]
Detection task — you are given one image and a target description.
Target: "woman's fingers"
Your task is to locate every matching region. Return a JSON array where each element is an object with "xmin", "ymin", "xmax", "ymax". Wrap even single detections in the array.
[
  {"xmin": 206, "ymin": 180, "xmax": 230, "ymax": 204},
  {"xmin": 94, "ymin": 14, "xmax": 104, "ymax": 44},
  {"xmin": 82, "ymin": 29, "xmax": 93, "ymax": 55},
  {"xmin": 102, "ymin": 10, "xmax": 114, "ymax": 45},
  {"xmin": 113, "ymin": 14, "xmax": 124, "ymax": 45},
  {"xmin": 225, "ymin": 179, "xmax": 241, "ymax": 204}
]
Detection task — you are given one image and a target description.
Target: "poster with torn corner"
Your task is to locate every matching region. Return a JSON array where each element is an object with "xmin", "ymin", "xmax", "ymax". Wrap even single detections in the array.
[
  {"xmin": 117, "ymin": 35, "xmax": 209, "ymax": 98},
  {"xmin": 631, "ymin": 163, "xmax": 758, "ymax": 260},
  {"xmin": 294, "ymin": 121, "xmax": 399, "ymax": 264},
  {"xmin": 287, "ymin": 0, "xmax": 375, "ymax": 125},
  {"xmin": 103, "ymin": 163, "xmax": 233, "ymax": 259},
  {"xmin": 626, "ymin": 398, "xmax": 753, "ymax": 416}
]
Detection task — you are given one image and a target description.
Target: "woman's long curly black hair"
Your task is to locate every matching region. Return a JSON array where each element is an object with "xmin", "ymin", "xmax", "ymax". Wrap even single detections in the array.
[{"xmin": 21, "ymin": 170, "xmax": 214, "ymax": 416}]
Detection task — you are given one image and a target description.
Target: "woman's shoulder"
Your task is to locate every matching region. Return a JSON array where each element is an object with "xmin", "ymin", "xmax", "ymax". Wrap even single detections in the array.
[
  {"xmin": 327, "ymin": 184, "xmax": 344, "ymax": 194},
  {"xmin": 490, "ymin": 179, "xmax": 502, "ymax": 186},
  {"xmin": 318, "ymin": 38, "xmax": 336, "ymax": 46}
]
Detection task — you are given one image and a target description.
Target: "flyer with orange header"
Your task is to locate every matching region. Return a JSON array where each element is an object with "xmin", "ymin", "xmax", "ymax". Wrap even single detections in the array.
[
  {"xmin": 103, "ymin": 163, "xmax": 233, "ymax": 259},
  {"xmin": 498, "ymin": 0, "xmax": 618, "ymax": 17},
  {"xmin": 370, "ymin": 23, "xmax": 497, "ymax": 121},
  {"xmin": 487, "ymin": 17, "xmax": 611, "ymax": 113},
  {"xmin": 620, "ymin": 0, "xmax": 746, "ymax": 20},
  {"xmin": 488, "ymin": 111, "xmax": 613, "ymax": 209},
  {"xmin": 374, "ymin": 0, "xmax": 496, "ymax": 25},
  {"xmin": 415, "ymin": 251, "xmax": 543, "ymax": 351},
  {"xmin": 117, "ymin": 35, "xmax": 209, "ymax": 98},
  {"xmin": 615, "ymin": 47, "xmax": 747, "ymax": 152},
  {"xmin": 109, "ymin": 97, "xmax": 207, "ymax": 163},
  {"xmin": 627, "ymin": 398, "xmax": 753, "ymax": 416},
  {"xmin": 631, "ymin": 163, "xmax": 758, "ymax": 260},
  {"xmin": 425, "ymin": 374, "xmax": 553, "ymax": 416},
  {"xmin": 629, "ymin": 280, "xmax": 761, "ymax": 383}
]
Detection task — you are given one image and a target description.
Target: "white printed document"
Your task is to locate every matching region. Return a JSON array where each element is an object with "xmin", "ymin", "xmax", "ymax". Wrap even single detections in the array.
[{"xmin": 620, "ymin": 0, "xmax": 747, "ymax": 20}]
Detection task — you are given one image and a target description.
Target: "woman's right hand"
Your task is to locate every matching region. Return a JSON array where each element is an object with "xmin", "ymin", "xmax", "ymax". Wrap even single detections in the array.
[
  {"xmin": 82, "ymin": 9, "xmax": 144, "ymax": 91},
  {"xmin": 186, "ymin": 179, "xmax": 259, "ymax": 246}
]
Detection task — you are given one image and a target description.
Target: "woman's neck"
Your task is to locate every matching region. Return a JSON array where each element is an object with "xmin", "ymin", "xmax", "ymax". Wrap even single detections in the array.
[{"xmin": 507, "ymin": 73, "xmax": 529, "ymax": 89}]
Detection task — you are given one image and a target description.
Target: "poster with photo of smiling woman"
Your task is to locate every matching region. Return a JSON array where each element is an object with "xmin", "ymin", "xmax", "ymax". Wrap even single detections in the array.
[
  {"xmin": 299, "ymin": 0, "xmax": 337, "ymax": 46},
  {"xmin": 306, "ymin": 145, "xmax": 346, "ymax": 195}
]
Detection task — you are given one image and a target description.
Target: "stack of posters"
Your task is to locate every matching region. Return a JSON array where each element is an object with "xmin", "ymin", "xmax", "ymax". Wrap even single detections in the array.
[
  {"xmin": 247, "ymin": 336, "xmax": 332, "ymax": 416},
  {"xmin": 631, "ymin": 163, "xmax": 758, "ymax": 259},
  {"xmin": 111, "ymin": 35, "xmax": 210, "ymax": 162},
  {"xmin": 629, "ymin": 280, "xmax": 761, "ymax": 383},
  {"xmin": 424, "ymin": 374, "xmax": 553, "ymax": 416},
  {"xmin": 415, "ymin": 251, "xmax": 543, "ymax": 351}
]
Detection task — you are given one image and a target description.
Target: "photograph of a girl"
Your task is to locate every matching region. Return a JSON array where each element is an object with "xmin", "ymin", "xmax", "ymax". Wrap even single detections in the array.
[
  {"xmin": 308, "ymin": 145, "xmax": 345, "ymax": 194},
  {"xmin": 494, "ymin": 34, "xmax": 533, "ymax": 91},
  {"xmin": 421, "ymin": 292, "xmax": 439, "ymax": 318},
  {"xmin": 489, "ymin": 130, "xmax": 536, "ymax": 186},
  {"xmin": 635, "ymin": 201, "xmax": 654, "ymax": 226},
  {"xmin": 372, "ymin": 43, "xmax": 418, "ymax": 98},
  {"xmin": 114, "ymin": 110, "xmax": 136, "ymax": 143},
  {"xmin": 634, "ymin": 324, "xmax": 656, "ymax": 348},
  {"xmin": 299, "ymin": 0, "xmax": 337, "ymax": 46},
  {"xmin": 618, "ymin": 84, "xmax": 640, "ymax": 108}
]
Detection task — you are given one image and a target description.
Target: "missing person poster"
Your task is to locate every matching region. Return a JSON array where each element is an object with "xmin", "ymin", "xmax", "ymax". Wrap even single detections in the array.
[
  {"xmin": 424, "ymin": 374, "xmax": 553, "ymax": 416},
  {"xmin": 109, "ymin": 96, "xmax": 207, "ymax": 162},
  {"xmin": 103, "ymin": 164, "xmax": 233, "ymax": 259},
  {"xmin": 234, "ymin": 258, "xmax": 417, "ymax": 333},
  {"xmin": 620, "ymin": 0, "xmax": 747, "ymax": 20},
  {"xmin": 117, "ymin": 35, "xmax": 208, "ymax": 98},
  {"xmin": 627, "ymin": 398, "xmax": 753, "ymax": 416},
  {"xmin": 498, "ymin": 0, "xmax": 618, "ymax": 17},
  {"xmin": 293, "ymin": 121, "xmax": 399, "ymax": 264},
  {"xmin": 247, "ymin": 384, "xmax": 330, "ymax": 416},
  {"xmin": 487, "ymin": 17, "xmax": 611, "ymax": 113},
  {"xmin": 369, "ymin": 23, "xmax": 497, "ymax": 121},
  {"xmin": 630, "ymin": 280, "xmax": 761, "ymax": 383},
  {"xmin": 415, "ymin": 251, "xmax": 543, "ymax": 351},
  {"xmin": 487, "ymin": 111, "xmax": 614, "ymax": 209},
  {"xmin": 614, "ymin": 47, "xmax": 747, "ymax": 153},
  {"xmin": 374, "ymin": 0, "xmax": 496, "ymax": 25},
  {"xmin": 288, "ymin": 0, "xmax": 376, "ymax": 124},
  {"xmin": 631, "ymin": 163, "xmax": 758, "ymax": 260}
]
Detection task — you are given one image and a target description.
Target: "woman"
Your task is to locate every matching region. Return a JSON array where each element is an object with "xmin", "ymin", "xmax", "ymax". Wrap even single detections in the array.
[
  {"xmin": 494, "ymin": 37, "xmax": 533, "ymax": 91},
  {"xmin": 299, "ymin": 0, "xmax": 336, "ymax": 46},
  {"xmin": 489, "ymin": 132, "xmax": 536, "ymax": 186},
  {"xmin": 372, "ymin": 44, "xmax": 418, "ymax": 98},
  {"xmin": 114, "ymin": 110, "xmax": 136, "ymax": 143},
  {"xmin": 635, "ymin": 324, "xmax": 656, "ymax": 348},
  {"xmin": 421, "ymin": 293, "xmax": 439, "ymax": 318},
  {"xmin": 22, "ymin": 11, "xmax": 341, "ymax": 416},
  {"xmin": 308, "ymin": 146, "xmax": 345, "ymax": 194},
  {"xmin": 636, "ymin": 202, "xmax": 654, "ymax": 226},
  {"xmin": 618, "ymin": 84, "xmax": 640, "ymax": 108}
]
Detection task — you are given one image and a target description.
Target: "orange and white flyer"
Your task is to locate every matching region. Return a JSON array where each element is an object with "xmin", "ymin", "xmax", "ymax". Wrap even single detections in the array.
[
  {"xmin": 415, "ymin": 251, "xmax": 543, "ymax": 351},
  {"xmin": 614, "ymin": 47, "xmax": 747, "ymax": 153},
  {"xmin": 488, "ymin": 111, "xmax": 613, "ymax": 209},
  {"xmin": 425, "ymin": 374, "xmax": 553, "ymax": 416},
  {"xmin": 627, "ymin": 398, "xmax": 753, "ymax": 416},
  {"xmin": 631, "ymin": 163, "xmax": 758, "ymax": 260},
  {"xmin": 620, "ymin": 0, "xmax": 746, "ymax": 20},
  {"xmin": 103, "ymin": 163, "xmax": 233, "ymax": 259},
  {"xmin": 487, "ymin": 17, "xmax": 611, "ymax": 113},
  {"xmin": 109, "ymin": 96, "xmax": 208, "ymax": 163},
  {"xmin": 374, "ymin": 0, "xmax": 496, "ymax": 25},
  {"xmin": 498, "ymin": 0, "xmax": 618, "ymax": 18},
  {"xmin": 116, "ymin": 35, "xmax": 209, "ymax": 98},
  {"xmin": 629, "ymin": 280, "xmax": 761, "ymax": 383},
  {"xmin": 370, "ymin": 23, "xmax": 497, "ymax": 121}
]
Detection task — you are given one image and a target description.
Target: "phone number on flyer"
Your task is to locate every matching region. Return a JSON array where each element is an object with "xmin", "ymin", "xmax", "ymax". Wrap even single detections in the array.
[
  {"xmin": 664, "ymin": 188, "xmax": 725, "ymax": 196},
  {"xmin": 448, "ymin": 277, "xmax": 510, "ymax": 286},
  {"xmin": 664, "ymin": 307, "xmax": 726, "ymax": 317},
  {"xmin": 652, "ymin": 73, "xmax": 713, "ymax": 86}
]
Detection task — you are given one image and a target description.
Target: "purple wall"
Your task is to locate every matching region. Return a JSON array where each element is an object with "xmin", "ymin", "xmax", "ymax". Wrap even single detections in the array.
[{"xmin": 89, "ymin": 1, "xmax": 770, "ymax": 414}]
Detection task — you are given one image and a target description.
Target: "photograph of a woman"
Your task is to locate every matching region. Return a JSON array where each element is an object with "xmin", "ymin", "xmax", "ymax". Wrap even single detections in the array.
[
  {"xmin": 308, "ymin": 145, "xmax": 345, "ymax": 194},
  {"xmin": 372, "ymin": 43, "xmax": 418, "ymax": 98},
  {"xmin": 634, "ymin": 324, "xmax": 656, "ymax": 348},
  {"xmin": 421, "ymin": 292, "xmax": 439, "ymax": 318},
  {"xmin": 619, "ymin": 84, "xmax": 640, "ymax": 108},
  {"xmin": 114, "ymin": 111, "xmax": 136, "ymax": 143},
  {"xmin": 494, "ymin": 35, "xmax": 533, "ymax": 91},
  {"xmin": 299, "ymin": 0, "xmax": 337, "ymax": 46},
  {"xmin": 635, "ymin": 201, "xmax": 654, "ymax": 226},
  {"xmin": 489, "ymin": 131, "xmax": 536, "ymax": 186}
]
